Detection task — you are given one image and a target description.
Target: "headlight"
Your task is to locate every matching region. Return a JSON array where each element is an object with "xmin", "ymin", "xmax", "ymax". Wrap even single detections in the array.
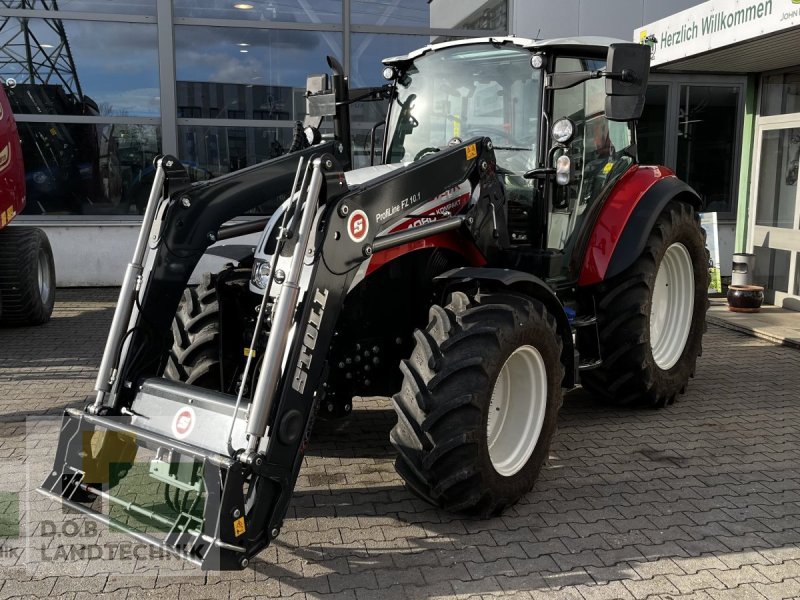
[
  {"xmin": 252, "ymin": 260, "xmax": 271, "ymax": 289},
  {"xmin": 551, "ymin": 118, "xmax": 575, "ymax": 145}
]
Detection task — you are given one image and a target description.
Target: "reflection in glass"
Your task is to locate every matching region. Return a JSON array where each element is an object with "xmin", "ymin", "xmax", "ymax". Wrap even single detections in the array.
[
  {"xmin": 174, "ymin": 0, "xmax": 341, "ymax": 24},
  {"xmin": 755, "ymin": 128, "xmax": 800, "ymax": 229},
  {"xmin": 351, "ymin": 0, "xmax": 506, "ymax": 30},
  {"xmin": 753, "ymin": 246, "xmax": 790, "ymax": 294},
  {"xmin": 638, "ymin": 84, "xmax": 668, "ymax": 165},
  {"xmin": 676, "ymin": 85, "xmax": 739, "ymax": 213},
  {"xmin": 175, "ymin": 26, "xmax": 342, "ymax": 91},
  {"xmin": 177, "ymin": 125, "xmax": 294, "ymax": 178},
  {"xmin": 761, "ymin": 71, "xmax": 800, "ymax": 117},
  {"xmin": 17, "ymin": 122, "xmax": 161, "ymax": 215},
  {"xmin": 15, "ymin": 0, "xmax": 156, "ymax": 15},
  {"xmin": 350, "ymin": 34, "xmax": 462, "ymax": 88},
  {"xmin": 177, "ymin": 81, "xmax": 306, "ymax": 121},
  {"xmin": 0, "ymin": 18, "xmax": 159, "ymax": 116}
]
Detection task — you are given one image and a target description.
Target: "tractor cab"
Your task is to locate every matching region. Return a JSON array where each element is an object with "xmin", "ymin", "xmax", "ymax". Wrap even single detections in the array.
[{"xmin": 380, "ymin": 37, "xmax": 648, "ymax": 283}]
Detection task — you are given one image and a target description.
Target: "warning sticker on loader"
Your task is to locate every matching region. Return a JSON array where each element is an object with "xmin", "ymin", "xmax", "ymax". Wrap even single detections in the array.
[
  {"xmin": 465, "ymin": 143, "xmax": 477, "ymax": 160},
  {"xmin": 233, "ymin": 516, "xmax": 246, "ymax": 537}
]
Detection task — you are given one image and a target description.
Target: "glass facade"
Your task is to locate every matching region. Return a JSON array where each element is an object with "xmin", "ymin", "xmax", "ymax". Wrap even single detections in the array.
[
  {"xmin": 0, "ymin": 0, "xmax": 507, "ymax": 217},
  {"xmin": 676, "ymin": 85, "xmax": 741, "ymax": 214},
  {"xmin": 755, "ymin": 128, "xmax": 800, "ymax": 230},
  {"xmin": 761, "ymin": 70, "xmax": 800, "ymax": 117},
  {"xmin": 635, "ymin": 75, "xmax": 746, "ymax": 218}
]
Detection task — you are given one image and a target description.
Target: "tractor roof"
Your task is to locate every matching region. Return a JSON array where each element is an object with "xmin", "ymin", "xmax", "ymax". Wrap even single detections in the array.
[{"xmin": 382, "ymin": 36, "xmax": 627, "ymax": 66}]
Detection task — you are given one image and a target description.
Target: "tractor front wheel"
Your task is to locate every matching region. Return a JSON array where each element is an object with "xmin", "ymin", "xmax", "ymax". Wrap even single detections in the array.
[
  {"xmin": 164, "ymin": 273, "xmax": 223, "ymax": 389},
  {"xmin": 581, "ymin": 200, "xmax": 709, "ymax": 408},
  {"xmin": 390, "ymin": 291, "xmax": 564, "ymax": 517}
]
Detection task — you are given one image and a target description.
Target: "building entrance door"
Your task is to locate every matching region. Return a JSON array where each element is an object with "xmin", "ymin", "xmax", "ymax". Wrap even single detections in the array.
[{"xmin": 748, "ymin": 73, "xmax": 800, "ymax": 310}]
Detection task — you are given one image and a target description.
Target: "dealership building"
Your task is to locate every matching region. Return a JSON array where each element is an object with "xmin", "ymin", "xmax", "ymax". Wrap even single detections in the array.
[
  {"xmin": 635, "ymin": 0, "xmax": 800, "ymax": 308},
  {"xmin": 2, "ymin": 0, "xmax": 799, "ymax": 308}
]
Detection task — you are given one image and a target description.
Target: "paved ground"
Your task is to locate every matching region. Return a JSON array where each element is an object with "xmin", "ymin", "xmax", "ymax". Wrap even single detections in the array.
[{"xmin": 0, "ymin": 288, "xmax": 799, "ymax": 600}]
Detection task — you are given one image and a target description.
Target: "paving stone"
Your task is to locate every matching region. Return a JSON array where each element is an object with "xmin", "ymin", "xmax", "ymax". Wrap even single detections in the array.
[
  {"xmin": 3, "ymin": 294, "xmax": 800, "ymax": 600},
  {"xmin": 667, "ymin": 570, "xmax": 727, "ymax": 594},
  {"xmin": 622, "ymin": 574, "xmax": 681, "ymax": 597}
]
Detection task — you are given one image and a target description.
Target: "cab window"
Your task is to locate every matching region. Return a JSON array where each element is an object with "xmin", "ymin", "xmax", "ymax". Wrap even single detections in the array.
[{"xmin": 548, "ymin": 57, "xmax": 634, "ymax": 253}]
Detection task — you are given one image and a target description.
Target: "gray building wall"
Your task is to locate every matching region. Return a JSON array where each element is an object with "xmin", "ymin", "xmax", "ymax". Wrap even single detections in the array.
[{"xmin": 510, "ymin": 0, "xmax": 705, "ymax": 40}]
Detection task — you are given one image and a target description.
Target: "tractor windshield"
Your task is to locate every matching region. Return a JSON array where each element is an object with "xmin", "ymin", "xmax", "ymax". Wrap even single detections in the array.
[{"xmin": 385, "ymin": 44, "xmax": 541, "ymax": 174}]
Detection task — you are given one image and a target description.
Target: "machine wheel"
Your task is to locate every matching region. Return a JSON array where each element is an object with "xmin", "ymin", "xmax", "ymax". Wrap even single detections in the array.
[
  {"xmin": 164, "ymin": 273, "xmax": 222, "ymax": 389},
  {"xmin": 581, "ymin": 201, "xmax": 709, "ymax": 408},
  {"xmin": 391, "ymin": 290, "xmax": 564, "ymax": 517},
  {"xmin": 0, "ymin": 227, "xmax": 56, "ymax": 326}
]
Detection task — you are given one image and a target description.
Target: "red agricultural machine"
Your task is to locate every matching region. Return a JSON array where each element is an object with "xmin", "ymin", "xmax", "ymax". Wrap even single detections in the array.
[
  {"xmin": 0, "ymin": 82, "xmax": 55, "ymax": 325},
  {"xmin": 40, "ymin": 37, "xmax": 708, "ymax": 570}
]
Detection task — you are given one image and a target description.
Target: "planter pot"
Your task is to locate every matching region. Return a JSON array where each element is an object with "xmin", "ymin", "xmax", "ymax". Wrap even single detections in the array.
[{"xmin": 727, "ymin": 284, "xmax": 764, "ymax": 313}]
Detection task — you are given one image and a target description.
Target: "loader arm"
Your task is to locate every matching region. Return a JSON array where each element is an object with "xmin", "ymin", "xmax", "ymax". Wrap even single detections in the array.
[
  {"xmin": 105, "ymin": 142, "xmax": 345, "ymax": 409},
  {"xmin": 41, "ymin": 138, "xmax": 506, "ymax": 570}
]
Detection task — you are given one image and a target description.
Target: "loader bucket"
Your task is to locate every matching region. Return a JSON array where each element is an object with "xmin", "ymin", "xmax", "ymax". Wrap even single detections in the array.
[{"xmin": 37, "ymin": 379, "xmax": 254, "ymax": 570}]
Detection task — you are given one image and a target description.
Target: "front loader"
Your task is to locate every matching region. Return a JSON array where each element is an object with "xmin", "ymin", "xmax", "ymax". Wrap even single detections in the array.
[{"xmin": 40, "ymin": 37, "xmax": 709, "ymax": 570}]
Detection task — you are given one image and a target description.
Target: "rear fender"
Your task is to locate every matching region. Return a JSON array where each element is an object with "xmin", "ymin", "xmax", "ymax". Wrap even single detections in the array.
[
  {"xmin": 433, "ymin": 267, "xmax": 575, "ymax": 388},
  {"xmin": 578, "ymin": 166, "xmax": 702, "ymax": 287}
]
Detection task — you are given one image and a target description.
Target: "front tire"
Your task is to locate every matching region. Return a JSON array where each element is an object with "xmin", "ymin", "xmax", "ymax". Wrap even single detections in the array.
[
  {"xmin": 164, "ymin": 273, "xmax": 222, "ymax": 389},
  {"xmin": 580, "ymin": 201, "xmax": 709, "ymax": 408},
  {"xmin": 390, "ymin": 291, "xmax": 564, "ymax": 517},
  {"xmin": 0, "ymin": 227, "xmax": 56, "ymax": 326}
]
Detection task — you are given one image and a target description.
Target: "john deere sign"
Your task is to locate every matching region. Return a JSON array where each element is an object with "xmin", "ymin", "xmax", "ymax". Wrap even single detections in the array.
[{"xmin": 634, "ymin": 0, "xmax": 800, "ymax": 66}]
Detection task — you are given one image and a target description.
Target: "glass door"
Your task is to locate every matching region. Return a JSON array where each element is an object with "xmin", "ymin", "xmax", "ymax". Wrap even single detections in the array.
[{"xmin": 748, "ymin": 119, "xmax": 800, "ymax": 310}]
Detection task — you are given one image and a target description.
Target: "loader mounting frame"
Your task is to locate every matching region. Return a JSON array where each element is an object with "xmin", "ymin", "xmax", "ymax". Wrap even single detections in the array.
[{"xmin": 40, "ymin": 138, "xmax": 506, "ymax": 570}]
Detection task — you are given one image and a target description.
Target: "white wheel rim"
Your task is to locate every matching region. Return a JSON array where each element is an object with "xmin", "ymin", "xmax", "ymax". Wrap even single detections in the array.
[
  {"xmin": 37, "ymin": 247, "xmax": 52, "ymax": 306},
  {"xmin": 649, "ymin": 242, "xmax": 695, "ymax": 370},
  {"xmin": 487, "ymin": 345, "xmax": 548, "ymax": 477}
]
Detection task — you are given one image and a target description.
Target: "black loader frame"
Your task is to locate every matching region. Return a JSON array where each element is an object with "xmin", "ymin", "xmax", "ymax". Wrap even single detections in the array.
[{"xmin": 40, "ymin": 137, "xmax": 509, "ymax": 569}]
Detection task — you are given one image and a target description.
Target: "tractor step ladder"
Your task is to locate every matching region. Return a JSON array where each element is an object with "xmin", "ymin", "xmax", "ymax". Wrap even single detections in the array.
[{"xmin": 572, "ymin": 310, "xmax": 603, "ymax": 372}]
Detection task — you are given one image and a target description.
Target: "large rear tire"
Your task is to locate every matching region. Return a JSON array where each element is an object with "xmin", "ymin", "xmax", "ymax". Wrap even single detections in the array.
[
  {"xmin": 164, "ymin": 273, "xmax": 222, "ymax": 389},
  {"xmin": 0, "ymin": 227, "xmax": 56, "ymax": 326},
  {"xmin": 580, "ymin": 201, "xmax": 709, "ymax": 408},
  {"xmin": 390, "ymin": 291, "xmax": 564, "ymax": 517}
]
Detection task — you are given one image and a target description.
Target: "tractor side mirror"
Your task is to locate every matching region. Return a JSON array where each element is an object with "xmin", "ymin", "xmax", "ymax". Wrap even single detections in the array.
[{"xmin": 605, "ymin": 43, "xmax": 650, "ymax": 121}]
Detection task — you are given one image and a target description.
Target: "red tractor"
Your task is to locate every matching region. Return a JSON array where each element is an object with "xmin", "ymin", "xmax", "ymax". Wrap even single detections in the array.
[
  {"xmin": 41, "ymin": 38, "xmax": 708, "ymax": 570},
  {"xmin": 0, "ymin": 82, "xmax": 56, "ymax": 325}
]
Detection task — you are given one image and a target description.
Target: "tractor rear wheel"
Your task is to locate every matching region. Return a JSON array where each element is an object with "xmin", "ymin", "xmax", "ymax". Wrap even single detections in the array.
[
  {"xmin": 0, "ymin": 227, "xmax": 56, "ymax": 326},
  {"xmin": 391, "ymin": 291, "xmax": 563, "ymax": 517},
  {"xmin": 581, "ymin": 201, "xmax": 709, "ymax": 408},
  {"xmin": 164, "ymin": 273, "xmax": 222, "ymax": 389}
]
